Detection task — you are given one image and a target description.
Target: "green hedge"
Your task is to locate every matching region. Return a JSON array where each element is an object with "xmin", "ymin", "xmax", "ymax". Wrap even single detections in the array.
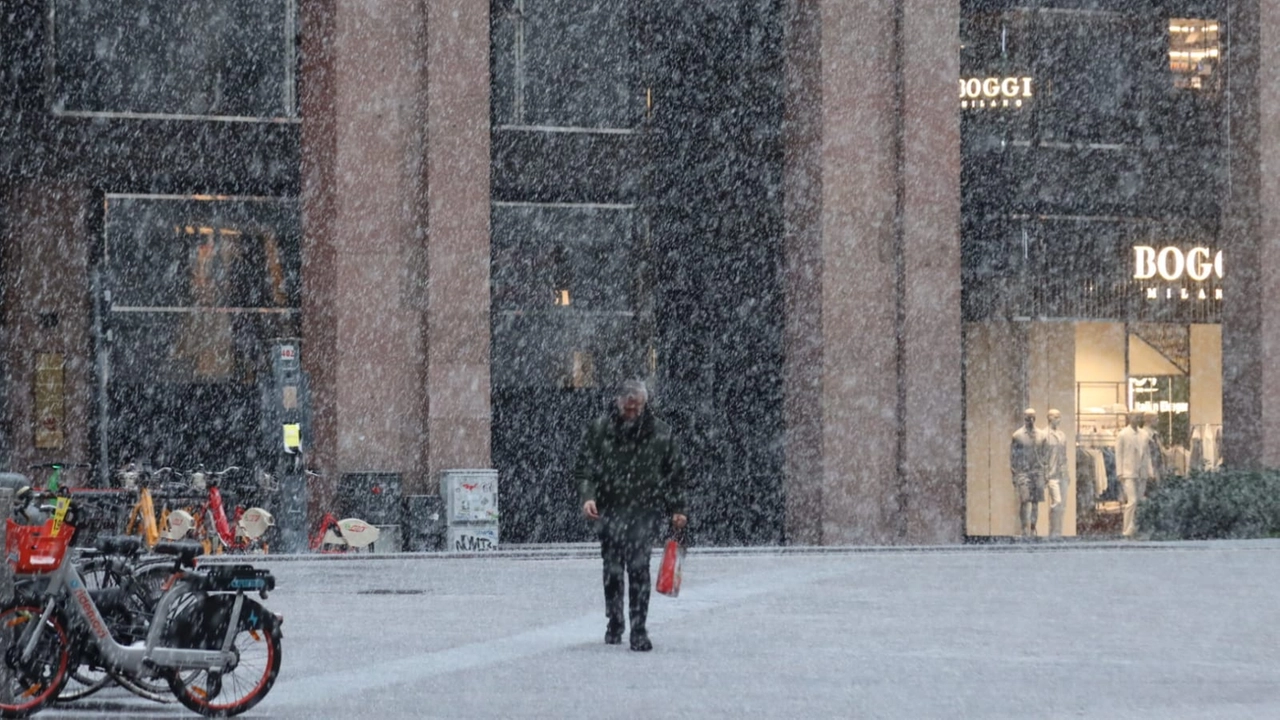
[{"xmin": 1138, "ymin": 469, "xmax": 1280, "ymax": 540}]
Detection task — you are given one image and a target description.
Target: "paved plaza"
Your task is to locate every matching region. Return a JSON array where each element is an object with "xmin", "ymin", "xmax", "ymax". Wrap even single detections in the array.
[{"xmin": 41, "ymin": 540, "xmax": 1280, "ymax": 719}]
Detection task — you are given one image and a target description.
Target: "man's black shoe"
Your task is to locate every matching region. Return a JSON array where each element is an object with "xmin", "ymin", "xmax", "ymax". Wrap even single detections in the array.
[
  {"xmin": 629, "ymin": 631, "xmax": 652, "ymax": 652},
  {"xmin": 605, "ymin": 619, "xmax": 625, "ymax": 645}
]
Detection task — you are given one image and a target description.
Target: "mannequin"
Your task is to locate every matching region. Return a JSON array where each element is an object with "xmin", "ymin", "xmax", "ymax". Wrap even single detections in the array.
[
  {"xmin": 1116, "ymin": 411, "xmax": 1153, "ymax": 537},
  {"xmin": 1043, "ymin": 408, "xmax": 1071, "ymax": 538},
  {"xmin": 1141, "ymin": 411, "xmax": 1165, "ymax": 485},
  {"xmin": 1010, "ymin": 408, "xmax": 1047, "ymax": 538}
]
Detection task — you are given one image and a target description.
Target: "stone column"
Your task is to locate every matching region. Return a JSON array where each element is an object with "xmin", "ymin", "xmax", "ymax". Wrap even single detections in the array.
[
  {"xmin": 0, "ymin": 183, "xmax": 94, "ymax": 472},
  {"xmin": 1222, "ymin": 0, "xmax": 1280, "ymax": 469},
  {"xmin": 783, "ymin": 0, "xmax": 962, "ymax": 545},
  {"xmin": 300, "ymin": 0, "xmax": 490, "ymax": 500},
  {"xmin": 896, "ymin": 0, "xmax": 964, "ymax": 544},
  {"xmin": 421, "ymin": 0, "xmax": 493, "ymax": 483}
]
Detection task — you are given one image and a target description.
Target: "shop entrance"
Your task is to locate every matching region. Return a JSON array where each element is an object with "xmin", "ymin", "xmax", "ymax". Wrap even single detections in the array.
[
  {"xmin": 95, "ymin": 195, "xmax": 300, "ymax": 481},
  {"xmin": 965, "ymin": 320, "xmax": 1222, "ymax": 538}
]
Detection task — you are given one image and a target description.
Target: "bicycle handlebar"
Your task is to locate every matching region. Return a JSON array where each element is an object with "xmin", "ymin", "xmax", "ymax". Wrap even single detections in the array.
[{"xmin": 26, "ymin": 463, "xmax": 92, "ymax": 470}]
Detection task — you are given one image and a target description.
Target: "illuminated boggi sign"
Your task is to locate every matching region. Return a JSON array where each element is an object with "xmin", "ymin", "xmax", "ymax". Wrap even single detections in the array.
[
  {"xmin": 1133, "ymin": 245, "xmax": 1224, "ymax": 300},
  {"xmin": 959, "ymin": 76, "xmax": 1033, "ymax": 109}
]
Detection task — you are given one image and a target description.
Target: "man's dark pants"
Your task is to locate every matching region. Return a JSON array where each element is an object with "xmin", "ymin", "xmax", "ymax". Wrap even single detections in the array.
[{"xmin": 600, "ymin": 512, "xmax": 658, "ymax": 635}]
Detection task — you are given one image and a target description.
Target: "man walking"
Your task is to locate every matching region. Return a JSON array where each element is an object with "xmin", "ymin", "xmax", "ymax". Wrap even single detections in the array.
[{"xmin": 575, "ymin": 380, "xmax": 687, "ymax": 652}]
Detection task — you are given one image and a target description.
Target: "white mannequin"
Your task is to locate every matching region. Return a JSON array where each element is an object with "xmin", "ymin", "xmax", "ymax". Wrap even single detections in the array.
[
  {"xmin": 1043, "ymin": 409, "xmax": 1071, "ymax": 537},
  {"xmin": 1116, "ymin": 411, "xmax": 1153, "ymax": 537},
  {"xmin": 1010, "ymin": 408, "xmax": 1047, "ymax": 538},
  {"xmin": 1141, "ymin": 411, "xmax": 1165, "ymax": 484}
]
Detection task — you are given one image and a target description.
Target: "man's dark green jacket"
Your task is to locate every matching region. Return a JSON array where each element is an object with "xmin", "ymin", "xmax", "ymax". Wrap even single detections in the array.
[{"xmin": 575, "ymin": 409, "xmax": 686, "ymax": 518}]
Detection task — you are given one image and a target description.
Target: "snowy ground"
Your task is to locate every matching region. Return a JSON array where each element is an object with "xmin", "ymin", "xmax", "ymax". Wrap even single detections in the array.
[{"xmin": 40, "ymin": 540, "xmax": 1280, "ymax": 719}]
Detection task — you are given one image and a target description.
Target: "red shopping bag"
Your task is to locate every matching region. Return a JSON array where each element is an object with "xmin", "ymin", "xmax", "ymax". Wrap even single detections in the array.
[{"xmin": 655, "ymin": 538, "xmax": 685, "ymax": 597}]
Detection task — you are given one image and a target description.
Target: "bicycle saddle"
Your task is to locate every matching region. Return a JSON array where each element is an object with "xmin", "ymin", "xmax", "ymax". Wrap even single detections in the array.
[
  {"xmin": 94, "ymin": 535, "xmax": 146, "ymax": 557},
  {"xmin": 153, "ymin": 541, "xmax": 204, "ymax": 567}
]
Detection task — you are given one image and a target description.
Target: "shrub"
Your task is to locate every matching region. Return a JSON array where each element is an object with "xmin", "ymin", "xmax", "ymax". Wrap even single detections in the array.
[{"xmin": 1138, "ymin": 469, "xmax": 1280, "ymax": 540}]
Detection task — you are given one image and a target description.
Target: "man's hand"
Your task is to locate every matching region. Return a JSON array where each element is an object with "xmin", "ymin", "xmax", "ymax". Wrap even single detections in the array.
[
  {"xmin": 672, "ymin": 513, "xmax": 687, "ymax": 529},
  {"xmin": 582, "ymin": 500, "xmax": 600, "ymax": 520}
]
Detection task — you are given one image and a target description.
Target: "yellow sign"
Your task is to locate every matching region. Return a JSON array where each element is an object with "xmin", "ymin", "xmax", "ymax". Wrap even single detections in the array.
[
  {"xmin": 283, "ymin": 423, "xmax": 301, "ymax": 451},
  {"xmin": 49, "ymin": 497, "xmax": 71, "ymax": 538}
]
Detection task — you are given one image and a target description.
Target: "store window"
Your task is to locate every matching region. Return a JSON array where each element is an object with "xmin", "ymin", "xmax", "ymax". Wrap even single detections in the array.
[
  {"xmin": 961, "ymin": 2, "xmax": 1226, "ymax": 540},
  {"xmin": 1168, "ymin": 18, "xmax": 1220, "ymax": 92},
  {"xmin": 965, "ymin": 321, "xmax": 1222, "ymax": 538},
  {"xmin": 50, "ymin": 0, "xmax": 296, "ymax": 120},
  {"xmin": 491, "ymin": 0, "xmax": 640, "ymax": 129}
]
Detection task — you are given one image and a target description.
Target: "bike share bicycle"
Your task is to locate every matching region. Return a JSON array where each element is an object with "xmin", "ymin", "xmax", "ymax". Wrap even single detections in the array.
[
  {"xmin": 158, "ymin": 467, "xmax": 274, "ymax": 555},
  {"xmin": 0, "ymin": 465, "xmax": 159, "ymax": 703},
  {"xmin": 0, "ymin": 493, "xmax": 283, "ymax": 717},
  {"xmin": 6, "ymin": 486, "xmax": 172, "ymax": 705}
]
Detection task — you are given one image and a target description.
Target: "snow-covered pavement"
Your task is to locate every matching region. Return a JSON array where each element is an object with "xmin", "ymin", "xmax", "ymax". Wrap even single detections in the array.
[{"xmin": 43, "ymin": 540, "xmax": 1280, "ymax": 719}]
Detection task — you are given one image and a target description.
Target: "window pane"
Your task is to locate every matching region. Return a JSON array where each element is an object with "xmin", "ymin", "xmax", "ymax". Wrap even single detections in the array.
[
  {"xmin": 492, "ymin": 0, "xmax": 639, "ymax": 128},
  {"xmin": 104, "ymin": 196, "xmax": 301, "ymax": 310},
  {"xmin": 491, "ymin": 203, "xmax": 641, "ymax": 388},
  {"xmin": 491, "ymin": 204, "xmax": 634, "ymax": 312},
  {"xmin": 52, "ymin": 0, "xmax": 294, "ymax": 118}
]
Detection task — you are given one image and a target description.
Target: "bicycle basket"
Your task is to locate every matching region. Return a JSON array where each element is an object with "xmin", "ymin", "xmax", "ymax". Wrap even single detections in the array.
[{"xmin": 5, "ymin": 518, "xmax": 74, "ymax": 574}]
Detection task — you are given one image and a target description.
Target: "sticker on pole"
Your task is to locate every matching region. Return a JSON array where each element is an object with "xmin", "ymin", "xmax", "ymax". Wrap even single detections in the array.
[{"xmin": 283, "ymin": 423, "xmax": 301, "ymax": 451}]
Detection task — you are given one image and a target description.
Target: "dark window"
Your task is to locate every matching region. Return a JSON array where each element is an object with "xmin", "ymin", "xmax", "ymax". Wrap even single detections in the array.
[
  {"xmin": 103, "ymin": 195, "xmax": 300, "ymax": 385},
  {"xmin": 51, "ymin": 0, "xmax": 296, "ymax": 119},
  {"xmin": 491, "ymin": 0, "xmax": 639, "ymax": 128},
  {"xmin": 960, "ymin": 3, "xmax": 1224, "ymax": 323},
  {"xmin": 491, "ymin": 203, "xmax": 642, "ymax": 387}
]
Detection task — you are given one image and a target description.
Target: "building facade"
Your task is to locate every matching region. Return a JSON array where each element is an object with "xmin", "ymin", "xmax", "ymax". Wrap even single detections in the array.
[{"xmin": 0, "ymin": 0, "xmax": 1277, "ymax": 545}]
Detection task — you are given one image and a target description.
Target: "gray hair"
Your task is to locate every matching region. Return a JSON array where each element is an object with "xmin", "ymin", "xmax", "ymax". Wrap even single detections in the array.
[{"xmin": 618, "ymin": 379, "xmax": 649, "ymax": 402}]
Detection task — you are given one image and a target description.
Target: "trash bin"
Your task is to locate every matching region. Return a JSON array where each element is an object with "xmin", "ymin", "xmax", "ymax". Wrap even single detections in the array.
[
  {"xmin": 371, "ymin": 525, "xmax": 402, "ymax": 553},
  {"xmin": 403, "ymin": 495, "xmax": 445, "ymax": 552},
  {"xmin": 337, "ymin": 472, "xmax": 403, "ymax": 526}
]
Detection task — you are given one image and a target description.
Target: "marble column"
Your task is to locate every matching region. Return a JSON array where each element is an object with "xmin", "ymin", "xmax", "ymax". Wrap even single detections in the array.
[
  {"xmin": 300, "ymin": 0, "xmax": 491, "ymax": 503},
  {"xmin": 783, "ymin": 0, "xmax": 963, "ymax": 544},
  {"xmin": 1223, "ymin": 0, "xmax": 1280, "ymax": 468}
]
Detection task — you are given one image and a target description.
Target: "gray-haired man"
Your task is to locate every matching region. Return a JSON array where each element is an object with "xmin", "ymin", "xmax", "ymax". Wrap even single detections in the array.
[{"xmin": 575, "ymin": 380, "xmax": 687, "ymax": 651}]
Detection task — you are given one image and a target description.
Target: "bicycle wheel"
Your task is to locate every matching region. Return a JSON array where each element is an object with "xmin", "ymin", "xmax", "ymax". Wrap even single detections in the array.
[
  {"xmin": 0, "ymin": 605, "xmax": 70, "ymax": 718},
  {"xmin": 166, "ymin": 595, "xmax": 281, "ymax": 717},
  {"xmin": 54, "ymin": 668, "xmax": 110, "ymax": 703}
]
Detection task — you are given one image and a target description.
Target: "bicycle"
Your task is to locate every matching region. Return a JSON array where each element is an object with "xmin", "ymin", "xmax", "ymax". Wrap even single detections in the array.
[
  {"xmin": 0, "ymin": 504, "xmax": 283, "ymax": 718},
  {"xmin": 166, "ymin": 467, "xmax": 273, "ymax": 555},
  {"xmin": 304, "ymin": 472, "xmax": 380, "ymax": 553},
  {"xmin": 9, "ymin": 491, "xmax": 175, "ymax": 705},
  {"xmin": 24, "ymin": 464, "xmax": 91, "ymax": 495},
  {"xmin": 52, "ymin": 538, "xmax": 175, "ymax": 704},
  {"xmin": 121, "ymin": 480, "xmax": 161, "ymax": 549},
  {"xmin": 308, "ymin": 511, "xmax": 380, "ymax": 552}
]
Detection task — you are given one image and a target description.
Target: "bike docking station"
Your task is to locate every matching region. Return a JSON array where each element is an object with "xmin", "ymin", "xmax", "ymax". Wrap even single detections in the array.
[{"xmin": 263, "ymin": 337, "xmax": 310, "ymax": 555}]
